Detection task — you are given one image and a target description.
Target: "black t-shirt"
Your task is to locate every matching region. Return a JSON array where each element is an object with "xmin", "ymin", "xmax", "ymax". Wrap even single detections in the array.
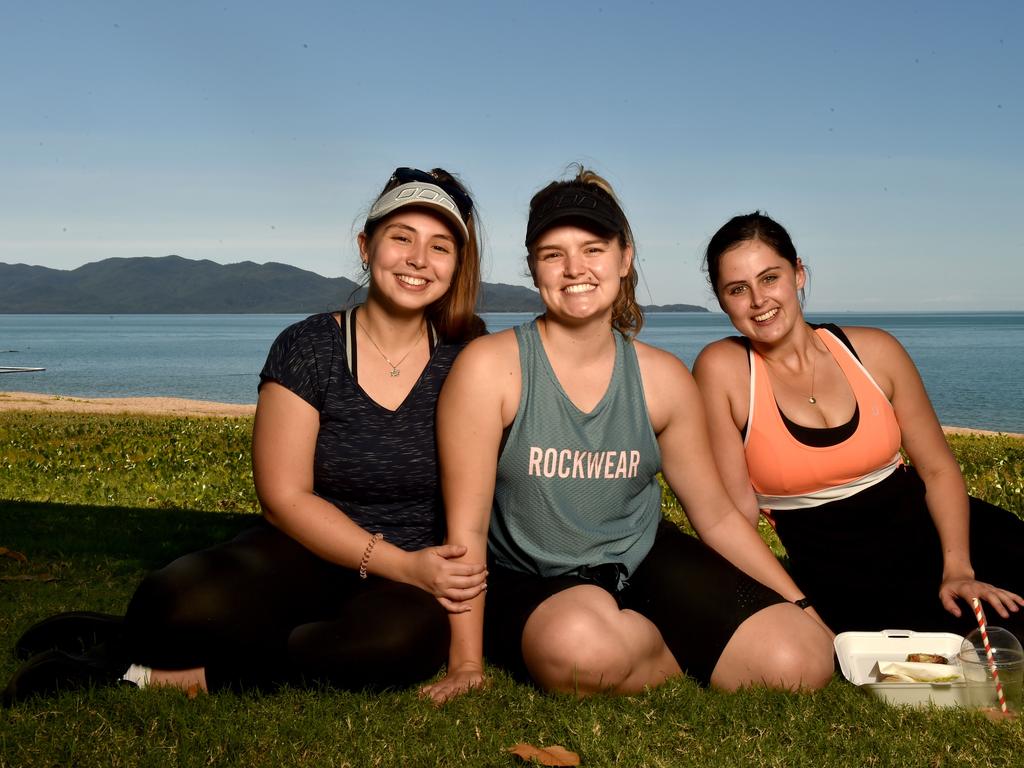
[{"xmin": 259, "ymin": 313, "xmax": 464, "ymax": 551}]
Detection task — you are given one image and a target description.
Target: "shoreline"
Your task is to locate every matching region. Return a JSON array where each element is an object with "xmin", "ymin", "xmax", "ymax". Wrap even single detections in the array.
[
  {"xmin": 0, "ymin": 391, "xmax": 1022, "ymax": 439},
  {"xmin": 0, "ymin": 391, "xmax": 255, "ymax": 418}
]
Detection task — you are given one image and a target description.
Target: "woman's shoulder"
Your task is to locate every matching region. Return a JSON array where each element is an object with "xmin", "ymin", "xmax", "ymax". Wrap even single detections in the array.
[
  {"xmin": 260, "ymin": 313, "xmax": 342, "ymax": 406},
  {"xmin": 289, "ymin": 311, "xmax": 338, "ymax": 328},
  {"xmin": 439, "ymin": 328, "xmax": 522, "ymax": 417},
  {"xmin": 690, "ymin": 337, "xmax": 752, "ymax": 412},
  {"xmin": 449, "ymin": 327, "xmax": 519, "ymax": 373},
  {"xmin": 631, "ymin": 340, "xmax": 700, "ymax": 407},
  {"xmin": 633, "ymin": 338, "xmax": 691, "ymax": 374},
  {"xmin": 274, "ymin": 312, "xmax": 340, "ymax": 342},
  {"xmin": 836, "ymin": 324, "xmax": 895, "ymax": 343},
  {"xmin": 835, "ymin": 325, "xmax": 904, "ymax": 356},
  {"xmin": 264, "ymin": 312, "xmax": 340, "ymax": 357},
  {"xmin": 697, "ymin": 335, "xmax": 748, "ymax": 358},
  {"xmin": 693, "ymin": 336, "xmax": 748, "ymax": 375},
  {"xmin": 836, "ymin": 326, "xmax": 915, "ymax": 392},
  {"xmin": 464, "ymin": 325, "xmax": 518, "ymax": 351}
]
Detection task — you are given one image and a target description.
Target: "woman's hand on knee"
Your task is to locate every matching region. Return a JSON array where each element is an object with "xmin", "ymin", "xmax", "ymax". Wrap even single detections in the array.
[
  {"xmin": 405, "ymin": 545, "xmax": 487, "ymax": 612},
  {"xmin": 419, "ymin": 661, "xmax": 486, "ymax": 705}
]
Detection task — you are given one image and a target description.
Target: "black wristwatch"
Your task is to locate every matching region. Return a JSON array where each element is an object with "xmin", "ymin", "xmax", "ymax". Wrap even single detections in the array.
[{"xmin": 793, "ymin": 597, "xmax": 813, "ymax": 610}]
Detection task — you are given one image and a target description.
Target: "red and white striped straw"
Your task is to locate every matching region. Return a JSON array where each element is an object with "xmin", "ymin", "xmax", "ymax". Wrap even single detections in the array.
[{"xmin": 971, "ymin": 597, "xmax": 1008, "ymax": 714}]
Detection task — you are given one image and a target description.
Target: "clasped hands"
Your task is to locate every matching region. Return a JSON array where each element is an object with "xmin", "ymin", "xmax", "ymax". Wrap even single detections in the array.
[{"xmin": 407, "ymin": 544, "xmax": 487, "ymax": 613}]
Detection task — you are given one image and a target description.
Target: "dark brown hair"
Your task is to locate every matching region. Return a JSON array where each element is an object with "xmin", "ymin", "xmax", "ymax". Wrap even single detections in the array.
[{"xmin": 703, "ymin": 211, "xmax": 802, "ymax": 300}]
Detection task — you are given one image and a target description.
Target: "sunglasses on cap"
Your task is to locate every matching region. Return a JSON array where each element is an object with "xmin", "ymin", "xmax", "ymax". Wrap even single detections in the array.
[{"xmin": 391, "ymin": 167, "xmax": 473, "ymax": 221}]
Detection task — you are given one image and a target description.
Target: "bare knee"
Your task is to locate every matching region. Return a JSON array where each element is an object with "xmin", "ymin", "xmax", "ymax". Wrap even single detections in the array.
[
  {"xmin": 712, "ymin": 604, "xmax": 834, "ymax": 691},
  {"xmin": 522, "ymin": 608, "xmax": 632, "ymax": 694},
  {"xmin": 759, "ymin": 626, "xmax": 833, "ymax": 691}
]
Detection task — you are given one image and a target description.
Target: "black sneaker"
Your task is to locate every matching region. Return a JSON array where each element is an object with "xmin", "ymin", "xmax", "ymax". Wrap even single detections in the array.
[
  {"xmin": 2, "ymin": 645, "xmax": 131, "ymax": 707},
  {"xmin": 14, "ymin": 612, "xmax": 124, "ymax": 660}
]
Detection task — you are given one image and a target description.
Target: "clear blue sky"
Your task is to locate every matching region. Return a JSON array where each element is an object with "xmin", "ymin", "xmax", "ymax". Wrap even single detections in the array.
[{"xmin": 2, "ymin": 1, "xmax": 1020, "ymax": 311}]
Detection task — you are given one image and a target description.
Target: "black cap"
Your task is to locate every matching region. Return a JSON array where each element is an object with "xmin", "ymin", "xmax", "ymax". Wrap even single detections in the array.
[{"xmin": 525, "ymin": 183, "xmax": 626, "ymax": 247}]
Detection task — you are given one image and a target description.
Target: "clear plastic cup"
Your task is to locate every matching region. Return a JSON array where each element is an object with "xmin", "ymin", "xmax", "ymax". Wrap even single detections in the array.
[{"xmin": 958, "ymin": 627, "xmax": 1024, "ymax": 716}]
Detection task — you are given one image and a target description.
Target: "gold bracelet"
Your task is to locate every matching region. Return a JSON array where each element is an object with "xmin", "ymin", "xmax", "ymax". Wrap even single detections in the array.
[{"xmin": 359, "ymin": 532, "xmax": 384, "ymax": 579}]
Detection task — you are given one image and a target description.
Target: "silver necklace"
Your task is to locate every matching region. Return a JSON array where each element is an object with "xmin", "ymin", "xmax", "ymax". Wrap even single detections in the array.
[{"xmin": 357, "ymin": 320, "xmax": 425, "ymax": 377}]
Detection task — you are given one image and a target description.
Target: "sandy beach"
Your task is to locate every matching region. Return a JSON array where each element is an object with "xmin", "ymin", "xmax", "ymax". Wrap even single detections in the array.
[
  {"xmin": 0, "ymin": 391, "xmax": 255, "ymax": 418},
  {"xmin": 0, "ymin": 390, "xmax": 1021, "ymax": 439}
]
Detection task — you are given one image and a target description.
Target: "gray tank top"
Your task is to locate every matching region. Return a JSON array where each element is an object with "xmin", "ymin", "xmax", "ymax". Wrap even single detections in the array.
[{"xmin": 489, "ymin": 319, "xmax": 662, "ymax": 580}]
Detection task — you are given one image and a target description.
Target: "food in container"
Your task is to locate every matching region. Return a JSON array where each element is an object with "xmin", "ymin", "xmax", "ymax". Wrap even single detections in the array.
[
  {"xmin": 905, "ymin": 653, "xmax": 948, "ymax": 664},
  {"xmin": 834, "ymin": 630, "xmax": 967, "ymax": 707},
  {"xmin": 876, "ymin": 660, "xmax": 961, "ymax": 683}
]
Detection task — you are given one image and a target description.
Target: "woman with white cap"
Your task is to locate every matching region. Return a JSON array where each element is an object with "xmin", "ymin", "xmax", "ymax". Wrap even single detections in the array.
[{"xmin": 5, "ymin": 168, "xmax": 488, "ymax": 704}]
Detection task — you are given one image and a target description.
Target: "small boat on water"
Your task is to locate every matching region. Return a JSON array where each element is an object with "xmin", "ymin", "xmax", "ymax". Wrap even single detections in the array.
[{"xmin": 0, "ymin": 366, "xmax": 46, "ymax": 373}]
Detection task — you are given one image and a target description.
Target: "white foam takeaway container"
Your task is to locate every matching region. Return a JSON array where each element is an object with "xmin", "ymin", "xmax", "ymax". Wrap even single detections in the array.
[{"xmin": 834, "ymin": 629, "xmax": 967, "ymax": 707}]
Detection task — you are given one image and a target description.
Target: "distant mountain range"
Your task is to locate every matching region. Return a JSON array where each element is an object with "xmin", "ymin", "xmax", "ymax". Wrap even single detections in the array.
[{"xmin": 0, "ymin": 255, "xmax": 707, "ymax": 314}]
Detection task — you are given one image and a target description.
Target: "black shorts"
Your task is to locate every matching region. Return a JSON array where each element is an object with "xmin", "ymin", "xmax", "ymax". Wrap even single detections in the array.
[{"xmin": 483, "ymin": 520, "xmax": 785, "ymax": 686}]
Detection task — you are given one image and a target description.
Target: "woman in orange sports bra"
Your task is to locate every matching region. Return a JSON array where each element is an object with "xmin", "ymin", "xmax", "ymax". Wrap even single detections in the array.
[{"xmin": 693, "ymin": 212, "xmax": 1024, "ymax": 640}]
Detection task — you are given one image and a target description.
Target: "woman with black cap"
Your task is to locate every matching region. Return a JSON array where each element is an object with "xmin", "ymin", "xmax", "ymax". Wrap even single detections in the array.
[
  {"xmin": 422, "ymin": 167, "xmax": 834, "ymax": 704},
  {"xmin": 5, "ymin": 168, "xmax": 488, "ymax": 704}
]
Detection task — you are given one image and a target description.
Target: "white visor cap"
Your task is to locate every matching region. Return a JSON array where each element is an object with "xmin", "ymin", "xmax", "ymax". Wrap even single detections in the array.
[{"xmin": 366, "ymin": 181, "xmax": 469, "ymax": 243}]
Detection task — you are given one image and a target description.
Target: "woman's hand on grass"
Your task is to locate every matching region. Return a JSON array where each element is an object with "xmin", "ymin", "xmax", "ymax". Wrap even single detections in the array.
[
  {"xmin": 405, "ymin": 545, "xmax": 487, "ymax": 612},
  {"xmin": 939, "ymin": 576, "xmax": 1024, "ymax": 619},
  {"xmin": 420, "ymin": 662, "xmax": 486, "ymax": 705}
]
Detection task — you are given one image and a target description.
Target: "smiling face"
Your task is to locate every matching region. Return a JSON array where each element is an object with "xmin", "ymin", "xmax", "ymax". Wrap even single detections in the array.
[
  {"xmin": 715, "ymin": 238, "xmax": 806, "ymax": 342},
  {"xmin": 529, "ymin": 224, "xmax": 633, "ymax": 324},
  {"xmin": 359, "ymin": 208, "xmax": 459, "ymax": 315}
]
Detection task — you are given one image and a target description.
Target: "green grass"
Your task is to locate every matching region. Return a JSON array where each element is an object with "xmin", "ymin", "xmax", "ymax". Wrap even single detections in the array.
[
  {"xmin": 946, "ymin": 433, "xmax": 1024, "ymax": 514},
  {"xmin": 0, "ymin": 412, "xmax": 258, "ymax": 512},
  {"xmin": 2, "ymin": 412, "xmax": 1023, "ymax": 767}
]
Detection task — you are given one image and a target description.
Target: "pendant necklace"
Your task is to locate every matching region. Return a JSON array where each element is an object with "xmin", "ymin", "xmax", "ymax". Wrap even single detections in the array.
[
  {"xmin": 357, "ymin": 320, "xmax": 425, "ymax": 377},
  {"xmin": 807, "ymin": 348, "xmax": 818, "ymax": 404},
  {"xmin": 802, "ymin": 348, "xmax": 819, "ymax": 405}
]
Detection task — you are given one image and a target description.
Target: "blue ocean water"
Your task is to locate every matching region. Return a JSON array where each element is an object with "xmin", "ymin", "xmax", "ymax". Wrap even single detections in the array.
[{"xmin": 1, "ymin": 312, "xmax": 1022, "ymax": 433}]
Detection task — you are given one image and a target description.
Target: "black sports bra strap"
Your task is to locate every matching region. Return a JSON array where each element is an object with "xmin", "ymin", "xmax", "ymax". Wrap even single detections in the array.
[{"xmin": 812, "ymin": 322, "xmax": 861, "ymax": 362}]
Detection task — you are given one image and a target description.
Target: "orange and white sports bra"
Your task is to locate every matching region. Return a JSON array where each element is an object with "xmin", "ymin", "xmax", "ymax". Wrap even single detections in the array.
[{"xmin": 744, "ymin": 327, "xmax": 903, "ymax": 510}]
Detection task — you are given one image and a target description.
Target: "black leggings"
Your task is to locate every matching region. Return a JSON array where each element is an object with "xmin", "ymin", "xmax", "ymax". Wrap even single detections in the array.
[
  {"xmin": 774, "ymin": 466, "xmax": 1024, "ymax": 643},
  {"xmin": 123, "ymin": 521, "xmax": 449, "ymax": 692}
]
